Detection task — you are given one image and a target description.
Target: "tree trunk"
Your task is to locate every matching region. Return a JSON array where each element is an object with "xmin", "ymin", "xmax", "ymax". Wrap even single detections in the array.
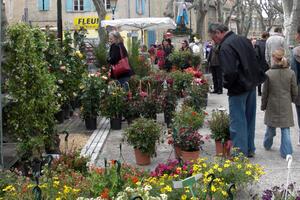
[
  {"xmin": 283, "ymin": 0, "xmax": 300, "ymax": 49},
  {"xmin": 92, "ymin": 0, "xmax": 107, "ymax": 42}
]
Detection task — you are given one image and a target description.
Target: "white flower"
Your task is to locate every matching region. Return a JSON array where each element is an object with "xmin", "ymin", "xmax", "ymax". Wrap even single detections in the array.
[
  {"xmin": 160, "ymin": 194, "xmax": 168, "ymax": 200},
  {"xmin": 57, "ymin": 79, "xmax": 64, "ymax": 84},
  {"xmin": 57, "ymin": 93, "xmax": 62, "ymax": 97},
  {"xmin": 144, "ymin": 185, "xmax": 152, "ymax": 191}
]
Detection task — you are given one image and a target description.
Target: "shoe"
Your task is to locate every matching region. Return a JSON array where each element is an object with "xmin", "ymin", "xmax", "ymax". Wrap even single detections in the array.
[
  {"xmin": 210, "ymin": 90, "xmax": 218, "ymax": 94},
  {"xmin": 217, "ymin": 91, "xmax": 223, "ymax": 94},
  {"xmin": 247, "ymin": 152, "xmax": 255, "ymax": 158}
]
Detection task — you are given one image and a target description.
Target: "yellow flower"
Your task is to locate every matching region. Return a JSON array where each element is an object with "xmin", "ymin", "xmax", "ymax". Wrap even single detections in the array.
[
  {"xmin": 213, "ymin": 164, "xmax": 219, "ymax": 169},
  {"xmin": 237, "ymin": 164, "xmax": 242, "ymax": 169},
  {"xmin": 222, "ymin": 190, "xmax": 228, "ymax": 197},
  {"xmin": 181, "ymin": 194, "xmax": 187, "ymax": 200},
  {"xmin": 164, "ymin": 185, "xmax": 172, "ymax": 192},
  {"xmin": 224, "ymin": 164, "xmax": 230, "ymax": 168},
  {"xmin": 246, "ymin": 164, "xmax": 253, "ymax": 168},
  {"xmin": 27, "ymin": 184, "xmax": 35, "ymax": 189},
  {"xmin": 53, "ymin": 181, "xmax": 60, "ymax": 188},
  {"xmin": 245, "ymin": 171, "xmax": 252, "ymax": 176},
  {"xmin": 211, "ymin": 185, "xmax": 217, "ymax": 192},
  {"xmin": 63, "ymin": 185, "xmax": 71, "ymax": 194},
  {"xmin": 40, "ymin": 183, "xmax": 48, "ymax": 189},
  {"xmin": 217, "ymin": 168, "xmax": 223, "ymax": 172},
  {"xmin": 2, "ymin": 185, "xmax": 15, "ymax": 192},
  {"xmin": 73, "ymin": 188, "xmax": 80, "ymax": 193},
  {"xmin": 56, "ymin": 198, "xmax": 61, "ymax": 200},
  {"xmin": 202, "ymin": 163, "xmax": 207, "ymax": 168}
]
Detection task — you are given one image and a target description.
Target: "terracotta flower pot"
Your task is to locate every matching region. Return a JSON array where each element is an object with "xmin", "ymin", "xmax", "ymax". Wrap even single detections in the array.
[
  {"xmin": 174, "ymin": 144, "xmax": 182, "ymax": 159},
  {"xmin": 134, "ymin": 148, "xmax": 151, "ymax": 165},
  {"xmin": 181, "ymin": 150, "xmax": 200, "ymax": 162},
  {"xmin": 215, "ymin": 140, "xmax": 231, "ymax": 157}
]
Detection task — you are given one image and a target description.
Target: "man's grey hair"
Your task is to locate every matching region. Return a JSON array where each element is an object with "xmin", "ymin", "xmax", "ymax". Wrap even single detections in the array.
[{"xmin": 208, "ymin": 23, "xmax": 229, "ymax": 34}]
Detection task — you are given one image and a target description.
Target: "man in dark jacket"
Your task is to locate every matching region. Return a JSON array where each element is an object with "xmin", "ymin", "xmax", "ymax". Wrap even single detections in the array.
[
  {"xmin": 208, "ymin": 23, "xmax": 266, "ymax": 157},
  {"xmin": 255, "ymin": 32, "xmax": 270, "ymax": 96}
]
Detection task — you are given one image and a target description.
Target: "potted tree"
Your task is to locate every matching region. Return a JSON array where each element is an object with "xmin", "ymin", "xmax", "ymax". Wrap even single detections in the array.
[
  {"xmin": 101, "ymin": 83, "xmax": 126, "ymax": 130},
  {"xmin": 80, "ymin": 75, "xmax": 104, "ymax": 130},
  {"xmin": 209, "ymin": 109, "xmax": 231, "ymax": 157},
  {"xmin": 162, "ymin": 87, "xmax": 177, "ymax": 128},
  {"xmin": 178, "ymin": 128, "xmax": 204, "ymax": 162},
  {"xmin": 123, "ymin": 117, "xmax": 161, "ymax": 165}
]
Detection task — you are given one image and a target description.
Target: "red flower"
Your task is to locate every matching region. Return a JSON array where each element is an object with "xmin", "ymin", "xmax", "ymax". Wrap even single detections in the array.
[
  {"xmin": 100, "ymin": 188, "xmax": 110, "ymax": 199},
  {"xmin": 139, "ymin": 91, "xmax": 148, "ymax": 98}
]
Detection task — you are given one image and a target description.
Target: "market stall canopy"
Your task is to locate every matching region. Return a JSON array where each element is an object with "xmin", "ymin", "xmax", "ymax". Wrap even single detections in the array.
[{"xmin": 101, "ymin": 17, "xmax": 176, "ymax": 31}]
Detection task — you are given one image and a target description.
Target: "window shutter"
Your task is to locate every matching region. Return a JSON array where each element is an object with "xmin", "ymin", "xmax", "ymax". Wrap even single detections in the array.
[
  {"xmin": 66, "ymin": 0, "xmax": 73, "ymax": 12},
  {"xmin": 147, "ymin": 30, "xmax": 156, "ymax": 48},
  {"xmin": 136, "ymin": 0, "xmax": 145, "ymax": 15},
  {"xmin": 91, "ymin": 0, "xmax": 96, "ymax": 11},
  {"xmin": 141, "ymin": 0, "xmax": 145, "ymax": 15},
  {"xmin": 44, "ymin": 0, "xmax": 50, "ymax": 10},
  {"xmin": 84, "ymin": 0, "xmax": 92, "ymax": 11},
  {"xmin": 38, "ymin": 0, "xmax": 43, "ymax": 10}
]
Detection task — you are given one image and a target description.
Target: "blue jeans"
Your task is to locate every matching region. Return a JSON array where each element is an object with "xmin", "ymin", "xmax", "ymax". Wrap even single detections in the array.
[
  {"xmin": 229, "ymin": 89, "xmax": 256, "ymax": 156},
  {"xmin": 116, "ymin": 76, "xmax": 130, "ymax": 91},
  {"xmin": 263, "ymin": 126, "xmax": 293, "ymax": 158}
]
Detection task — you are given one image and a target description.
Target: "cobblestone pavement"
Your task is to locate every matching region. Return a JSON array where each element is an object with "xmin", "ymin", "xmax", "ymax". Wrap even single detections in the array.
[{"xmin": 96, "ymin": 89, "xmax": 300, "ymax": 197}]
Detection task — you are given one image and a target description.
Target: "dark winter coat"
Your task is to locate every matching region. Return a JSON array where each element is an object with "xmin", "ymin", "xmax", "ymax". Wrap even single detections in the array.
[
  {"xmin": 261, "ymin": 64, "xmax": 298, "ymax": 128},
  {"xmin": 208, "ymin": 45, "xmax": 220, "ymax": 67},
  {"xmin": 219, "ymin": 31, "xmax": 266, "ymax": 96},
  {"xmin": 291, "ymin": 46, "xmax": 300, "ymax": 105},
  {"xmin": 108, "ymin": 42, "xmax": 133, "ymax": 79},
  {"xmin": 254, "ymin": 39, "xmax": 269, "ymax": 72}
]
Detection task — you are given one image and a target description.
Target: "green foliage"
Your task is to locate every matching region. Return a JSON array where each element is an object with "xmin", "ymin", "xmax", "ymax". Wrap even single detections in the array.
[
  {"xmin": 128, "ymin": 39, "xmax": 151, "ymax": 78},
  {"xmin": 94, "ymin": 42, "xmax": 108, "ymax": 67},
  {"xmin": 169, "ymin": 51, "xmax": 192, "ymax": 69},
  {"xmin": 209, "ymin": 110, "xmax": 230, "ymax": 142},
  {"xmin": 4, "ymin": 23, "xmax": 58, "ymax": 156},
  {"xmin": 124, "ymin": 117, "xmax": 162, "ymax": 156},
  {"xmin": 80, "ymin": 75, "xmax": 105, "ymax": 119},
  {"xmin": 100, "ymin": 83, "xmax": 127, "ymax": 118},
  {"xmin": 172, "ymin": 106, "xmax": 205, "ymax": 131},
  {"xmin": 61, "ymin": 31, "xmax": 88, "ymax": 102},
  {"xmin": 184, "ymin": 81, "xmax": 209, "ymax": 111},
  {"xmin": 170, "ymin": 71, "xmax": 193, "ymax": 96}
]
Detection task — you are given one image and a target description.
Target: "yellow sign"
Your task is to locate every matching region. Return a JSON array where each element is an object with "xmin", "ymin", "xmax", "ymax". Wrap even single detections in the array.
[{"xmin": 74, "ymin": 17, "xmax": 99, "ymax": 29}]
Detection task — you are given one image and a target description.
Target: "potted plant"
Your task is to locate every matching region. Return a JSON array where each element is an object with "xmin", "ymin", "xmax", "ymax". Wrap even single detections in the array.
[
  {"xmin": 170, "ymin": 71, "xmax": 193, "ymax": 98},
  {"xmin": 123, "ymin": 117, "xmax": 161, "ymax": 165},
  {"xmin": 123, "ymin": 94, "xmax": 141, "ymax": 125},
  {"xmin": 80, "ymin": 74, "xmax": 104, "ymax": 130},
  {"xmin": 162, "ymin": 87, "xmax": 177, "ymax": 128},
  {"xmin": 209, "ymin": 109, "xmax": 231, "ymax": 157},
  {"xmin": 101, "ymin": 83, "xmax": 127, "ymax": 130},
  {"xmin": 177, "ymin": 128, "xmax": 204, "ymax": 162}
]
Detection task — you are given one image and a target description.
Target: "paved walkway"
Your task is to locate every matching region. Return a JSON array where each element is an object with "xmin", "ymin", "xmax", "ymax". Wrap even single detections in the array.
[{"xmin": 96, "ymin": 90, "xmax": 300, "ymax": 196}]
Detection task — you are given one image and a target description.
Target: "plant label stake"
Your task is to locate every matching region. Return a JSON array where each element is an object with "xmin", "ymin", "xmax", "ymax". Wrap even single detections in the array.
[
  {"xmin": 205, "ymin": 173, "xmax": 216, "ymax": 200},
  {"xmin": 284, "ymin": 154, "xmax": 293, "ymax": 200},
  {"xmin": 227, "ymin": 183, "xmax": 235, "ymax": 200},
  {"xmin": 32, "ymin": 175, "xmax": 42, "ymax": 200},
  {"xmin": 172, "ymin": 173, "xmax": 202, "ymax": 197}
]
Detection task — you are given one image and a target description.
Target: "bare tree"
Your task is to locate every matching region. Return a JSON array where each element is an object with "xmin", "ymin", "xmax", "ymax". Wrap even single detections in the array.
[
  {"xmin": 254, "ymin": 0, "xmax": 282, "ymax": 32},
  {"xmin": 192, "ymin": 0, "xmax": 210, "ymax": 39},
  {"xmin": 91, "ymin": 0, "xmax": 107, "ymax": 41},
  {"xmin": 282, "ymin": 0, "xmax": 300, "ymax": 48}
]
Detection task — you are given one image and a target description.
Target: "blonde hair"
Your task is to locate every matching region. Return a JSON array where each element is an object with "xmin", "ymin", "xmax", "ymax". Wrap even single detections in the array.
[
  {"xmin": 272, "ymin": 48, "xmax": 288, "ymax": 67},
  {"xmin": 109, "ymin": 31, "xmax": 123, "ymax": 43}
]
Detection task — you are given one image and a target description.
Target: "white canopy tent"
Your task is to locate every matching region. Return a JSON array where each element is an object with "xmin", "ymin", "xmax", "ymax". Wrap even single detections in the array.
[{"xmin": 101, "ymin": 17, "xmax": 176, "ymax": 43}]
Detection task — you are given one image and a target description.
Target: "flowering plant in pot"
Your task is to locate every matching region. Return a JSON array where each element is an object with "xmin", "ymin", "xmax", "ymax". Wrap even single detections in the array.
[
  {"xmin": 80, "ymin": 74, "xmax": 105, "ymax": 130},
  {"xmin": 170, "ymin": 71, "xmax": 193, "ymax": 98},
  {"xmin": 177, "ymin": 128, "xmax": 204, "ymax": 161},
  {"xmin": 209, "ymin": 109, "xmax": 231, "ymax": 157},
  {"xmin": 172, "ymin": 106, "xmax": 206, "ymax": 131},
  {"xmin": 123, "ymin": 94, "xmax": 141, "ymax": 125},
  {"xmin": 162, "ymin": 87, "xmax": 177, "ymax": 128},
  {"xmin": 100, "ymin": 83, "xmax": 127, "ymax": 130},
  {"xmin": 123, "ymin": 117, "xmax": 162, "ymax": 165}
]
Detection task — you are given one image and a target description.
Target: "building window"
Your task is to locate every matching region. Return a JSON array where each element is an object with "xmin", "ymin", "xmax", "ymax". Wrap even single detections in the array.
[
  {"xmin": 38, "ymin": 0, "xmax": 50, "ymax": 11},
  {"xmin": 102, "ymin": 0, "xmax": 111, "ymax": 10},
  {"xmin": 74, "ymin": 0, "xmax": 84, "ymax": 11}
]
